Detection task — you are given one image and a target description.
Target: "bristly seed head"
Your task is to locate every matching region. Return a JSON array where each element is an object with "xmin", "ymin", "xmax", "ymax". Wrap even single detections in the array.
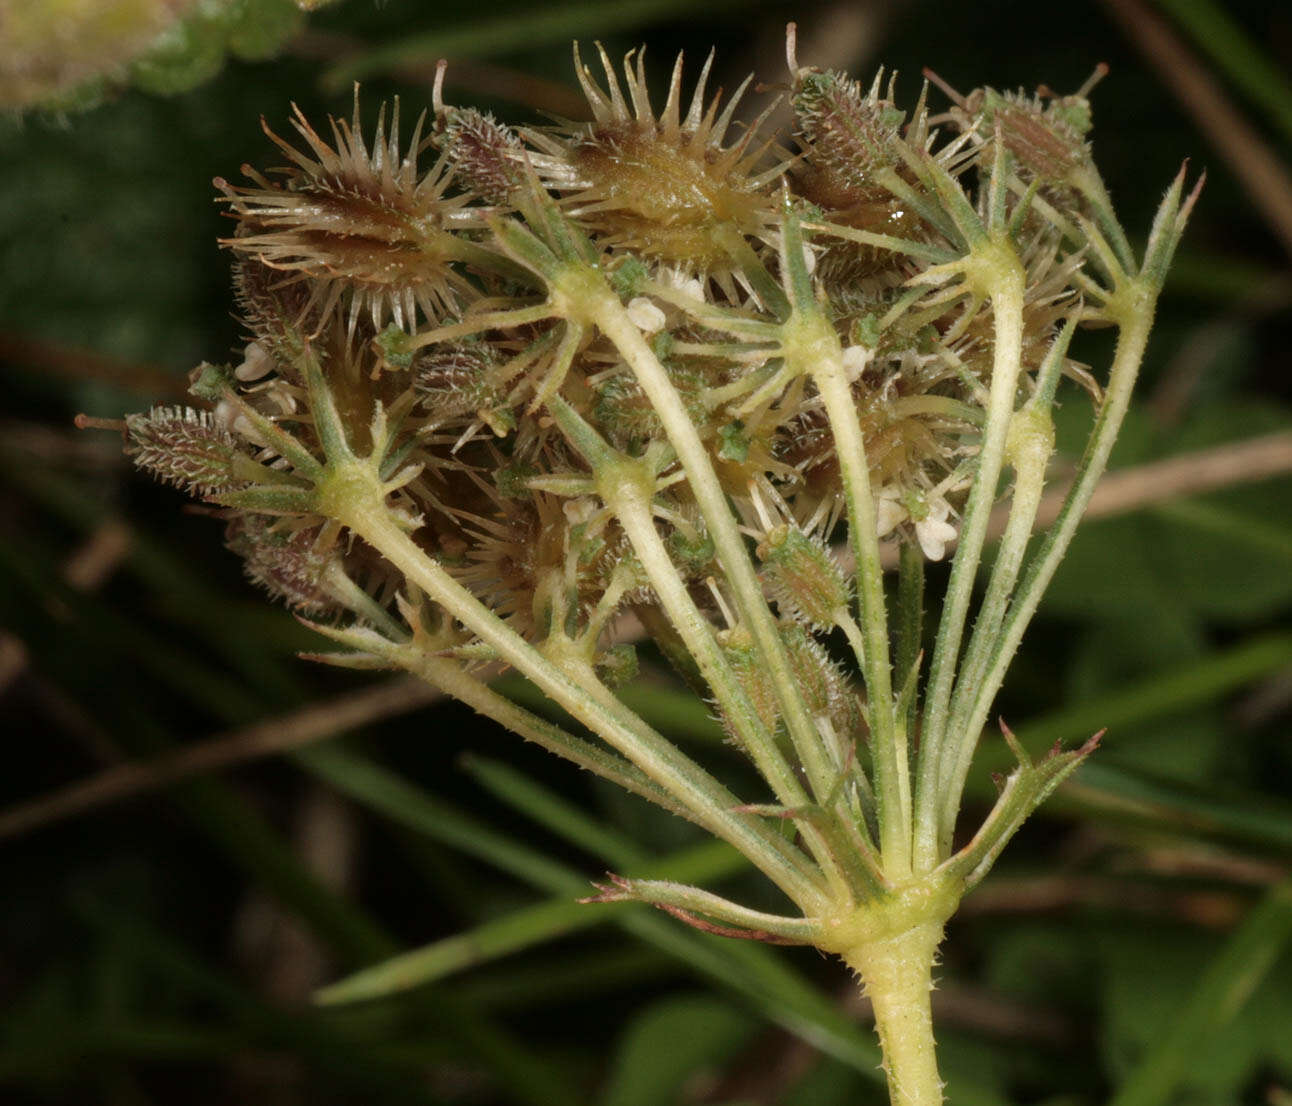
[
  {"xmin": 105, "ymin": 30, "xmax": 1177, "ymax": 734},
  {"xmin": 125, "ymin": 406, "xmax": 252, "ymax": 496},
  {"xmin": 217, "ymin": 95, "xmax": 472, "ymax": 337},
  {"xmin": 436, "ymin": 106, "xmax": 529, "ymax": 206},
  {"xmin": 224, "ymin": 516, "xmax": 341, "ymax": 616},
  {"xmin": 520, "ymin": 44, "xmax": 786, "ymax": 277},
  {"xmin": 757, "ymin": 524, "xmax": 850, "ymax": 629}
]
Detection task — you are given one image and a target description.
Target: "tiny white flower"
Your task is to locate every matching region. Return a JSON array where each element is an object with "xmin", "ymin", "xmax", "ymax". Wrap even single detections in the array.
[
  {"xmin": 626, "ymin": 296, "xmax": 667, "ymax": 334},
  {"xmin": 841, "ymin": 345, "xmax": 870, "ymax": 382},
  {"xmin": 234, "ymin": 340, "xmax": 274, "ymax": 382},
  {"xmin": 915, "ymin": 500, "xmax": 958, "ymax": 561},
  {"xmin": 212, "ymin": 398, "xmax": 239, "ymax": 433},
  {"xmin": 661, "ymin": 268, "xmax": 705, "ymax": 301},
  {"xmin": 875, "ymin": 487, "xmax": 907, "ymax": 537},
  {"xmin": 563, "ymin": 497, "xmax": 598, "ymax": 525},
  {"xmin": 215, "ymin": 396, "xmax": 268, "ymax": 448},
  {"xmin": 232, "ymin": 413, "xmax": 268, "ymax": 448},
  {"xmin": 262, "ymin": 380, "xmax": 298, "ymax": 415}
]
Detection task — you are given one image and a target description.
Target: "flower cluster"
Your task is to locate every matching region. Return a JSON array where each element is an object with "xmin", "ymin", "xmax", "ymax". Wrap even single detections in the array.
[
  {"xmin": 130, "ymin": 43, "xmax": 1110, "ymax": 671},
  {"xmin": 113, "ymin": 33, "xmax": 1196, "ymax": 1105}
]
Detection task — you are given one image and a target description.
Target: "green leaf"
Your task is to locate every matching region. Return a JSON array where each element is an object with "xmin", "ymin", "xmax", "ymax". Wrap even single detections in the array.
[
  {"xmin": 316, "ymin": 838, "xmax": 740, "ymax": 1005},
  {"xmin": 1043, "ymin": 401, "xmax": 1292, "ymax": 623},
  {"xmin": 321, "ymin": 0, "xmax": 766, "ymax": 91},
  {"xmin": 601, "ymin": 994, "xmax": 757, "ymax": 1106},
  {"xmin": 1154, "ymin": 0, "xmax": 1292, "ymax": 146},
  {"xmin": 1106, "ymin": 878, "xmax": 1292, "ymax": 1106}
]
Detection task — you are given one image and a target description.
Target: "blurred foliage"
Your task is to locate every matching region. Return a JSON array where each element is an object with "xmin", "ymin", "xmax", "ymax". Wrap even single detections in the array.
[
  {"xmin": 0, "ymin": 0, "xmax": 315, "ymax": 112},
  {"xmin": 1, "ymin": 1, "xmax": 1290, "ymax": 1104}
]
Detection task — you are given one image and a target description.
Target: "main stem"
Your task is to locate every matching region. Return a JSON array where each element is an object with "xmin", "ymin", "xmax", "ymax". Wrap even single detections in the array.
[{"xmin": 844, "ymin": 923, "xmax": 945, "ymax": 1106}]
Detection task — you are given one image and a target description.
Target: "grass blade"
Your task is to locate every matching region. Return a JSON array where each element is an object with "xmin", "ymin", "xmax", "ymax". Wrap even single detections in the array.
[
  {"xmin": 1154, "ymin": 0, "xmax": 1292, "ymax": 146},
  {"xmin": 1108, "ymin": 875, "xmax": 1292, "ymax": 1106},
  {"xmin": 317, "ymin": 837, "xmax": 738, "ymax": 1004}
]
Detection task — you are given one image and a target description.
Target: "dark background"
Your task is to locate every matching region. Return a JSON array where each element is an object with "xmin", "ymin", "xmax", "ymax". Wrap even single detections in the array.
[{"xmin": 1, "ymin": 1, "xmax": 1290, "ymax": 1103}]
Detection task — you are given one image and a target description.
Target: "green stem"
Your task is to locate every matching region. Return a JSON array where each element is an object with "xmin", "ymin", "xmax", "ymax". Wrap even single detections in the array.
[
  {"xmin": 912, "ymin": 245, "xmax": 1026, "ymax": 872},
  {"xmin": 804, "ymin": 331, "xmax": 909, "ymax": 876},
  {"xmin": 548, "ymin": 396, "xmax": 809, "ymax": 815},
  {"xmin": 937, "ymin": 296, "xmax": 1156, "ymax": 847},
  {"xmin": 939, "ymin": 405, "xmax": 1054, "ymax": 786},
  {"xmin": 334, "ymin": 478, "xmax": 827, "ymax": 910},
  {"xmin": 1070, "ymin": 166, "xmax": 1137, "ymax": 274},
  {"xmin": 713, "ymin": 223, "xmax": 791, "ymax": 319},
  {"xmin": 610, "ymin": 486, "xmax": 857, "ymax": 899},
  {"xmin": 299, "ymin": 352, "xmax": 826, "ymax": 908},
  {"xmin": 605, "ymin": 878, "xmax": 822, "ymax": 943},
  {"xmin": 896, "ymin": 541, "xmax": 925, "ymax": 740},
  {"xmin": 842, "ymin": 923, "xmax": 945, "ymax": 1106},
  {"xmin": 584, "ymin": 282, "xmax": 840, "ymax": 812},
  {"xmin": 836, "ymin": 609, "xmax": 868, "ymax": 673}
]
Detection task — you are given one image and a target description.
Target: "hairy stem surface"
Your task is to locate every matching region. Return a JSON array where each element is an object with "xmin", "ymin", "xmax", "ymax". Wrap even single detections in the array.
[{"xmin": 843, "ymin": 923, "xmax": 945, "ymax": 1106}]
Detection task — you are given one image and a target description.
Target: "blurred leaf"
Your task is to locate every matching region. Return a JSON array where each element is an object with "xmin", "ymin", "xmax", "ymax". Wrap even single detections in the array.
[
  {"xmin": 0, "ymin": 521, "xmax": 583, "ymax": 1106},
  {"xmin": 300, "ymin": 746, "xmax": 890, "ymax": 1075},
  {"xmin": 464, "ymin": 752, "xmax": 647, "ymax": 867},
  {"xmin": 1153, "ymin": 0, "xmax": 1292, "ymax": 146},
  {"xmin": 453, "ymin": 945, "xmax": 673, "ymax": 1011},
  {"xmin": 1066, "ymin": 609, "xmax": 1220, "ymax": 783},
  {"xmin": 1149, "ymin": 401, "xmax": 1292, "ymax": 620},
  {"xmin": 601, "ymin": 993, "xmax": 757, "ymax": 1106},
  {"xmin": 1105, "ymin": 877, "xmax": 1292, "ymax": 1106},
  {"xmin": 306, "ymin": 747, "xmax": 1012, "ymax": 1103},
  {"xmin": 316, "ymin": 837, "xmax": 740, "ymax": 1004},
  {"xmin": 227, "ymin": 0, "xmax": 306, "ymax": 62},
  {"xmin": 66, "ymin": 902, "xmax": 443, "ymax": 1104},
  {"xmin": 779, "ymin": 1057, "xmax": 873, "ymax": 1106},
  {"xmin": 321, "ymin": 0, "xmax": 764, "ymax": 90},
  {"xmin": 1004, "ymin": 633, "xmax": 1292, "ymax": 764},
  {"xmin": 1166, "ymin": 250, "xmax": 1292, "ymax": 303},
  {"xmin": 1044, "ymin": 402, "xmax": 1292, "ymax": 622},
  {"xmin": 1062, "ymin": 762, "xmax": 1292, "ymax": 854},
  {"xmin": 3, "ymin": 0, "xmax": 309, "ymax": 110},
  {"xmin": 128, "ymin": 11, "xmax": 230, "ymax": 96}
]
